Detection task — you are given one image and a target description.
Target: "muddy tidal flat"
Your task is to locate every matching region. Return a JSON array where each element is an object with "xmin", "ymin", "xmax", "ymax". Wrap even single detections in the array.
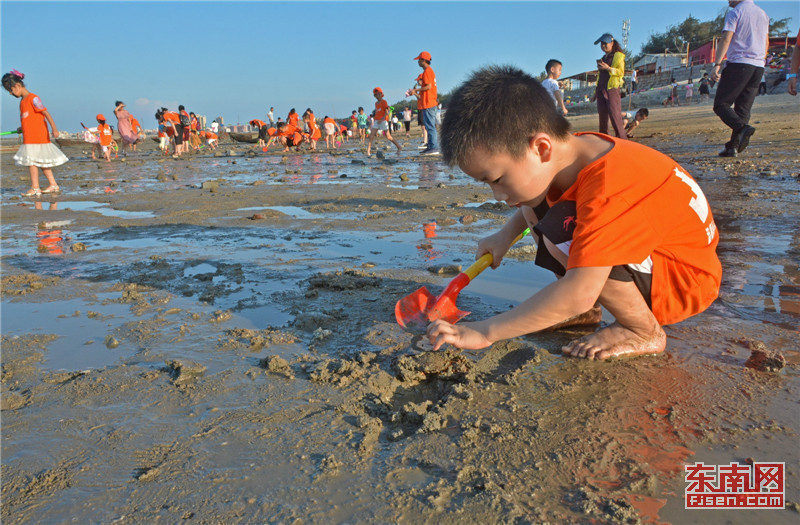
[{"xmin": 2, "ymin": 97, "xmax": 799, "ymax": 524}]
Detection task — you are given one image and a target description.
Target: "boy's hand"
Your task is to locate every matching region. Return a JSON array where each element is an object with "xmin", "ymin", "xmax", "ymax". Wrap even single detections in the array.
[
  {"xmin": 427, "ymin": 320, "xmax": 491, "ymax": 351},
  {"xmin": 477, "ymin": 230, "xmax": 515, "ymax": 269}
]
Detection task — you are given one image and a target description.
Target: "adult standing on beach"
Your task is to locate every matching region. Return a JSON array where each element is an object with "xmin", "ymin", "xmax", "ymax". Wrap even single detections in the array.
[
  {"xmin": 409, "ymin": 51, "xmax": 439, "ymax": 155},
  {"xmin": 710, "ymin": 0, "xmax": 769, "ymax": 157},
  {"xmin": 592, "ymin": 33, "xmax": 627, "ymax": 139},
  {"xmin": 113, "ymin": 101, "xmax": 139, "ymax": 153},
  {"xmin": 267, "ymin": 107, "xmax": 275, "ymax": 126}
]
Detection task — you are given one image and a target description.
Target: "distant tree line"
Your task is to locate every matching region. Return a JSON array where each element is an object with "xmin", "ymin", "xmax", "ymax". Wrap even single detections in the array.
[{"xmin": 629, "ymin": 10, "xmax": 792, "ymax": 65}]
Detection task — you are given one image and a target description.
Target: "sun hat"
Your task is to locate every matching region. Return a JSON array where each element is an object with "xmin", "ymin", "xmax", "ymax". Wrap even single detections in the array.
[
  {"xmin": 96, "ymin": 113, "xmax": 106, "ymax": 120},
  {"xmin": 594, "ymin": 33, "xmax": 614, "ymax": 45},
  {"xmin": 414, "ymin": 51, "xmax": 432, "ymax": 61}
]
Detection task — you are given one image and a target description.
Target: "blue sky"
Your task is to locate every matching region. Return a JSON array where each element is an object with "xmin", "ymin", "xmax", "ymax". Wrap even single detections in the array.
[{"xmin": 1, "ymin": 1, "xmax": 797, "ymax": 132}]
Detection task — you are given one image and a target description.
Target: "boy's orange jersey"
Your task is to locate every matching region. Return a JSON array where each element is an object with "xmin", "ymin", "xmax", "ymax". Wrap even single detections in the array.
[
  {"xmin": 97, "ymin": 123, "xmax": 113, "ymax": 146},
  {"xmin": 279, "ymin": 124, "xmax": 298, "ymax": 137},
  {"xmin": 250, "ymin": 119, "xmax": 266, "ymax": 128},
  {"xmin": 374, "ymin": 99, "xmax": 389, "ymax": 121},
  {"xmin": 419, "ymin": 67, "xmax": 437, "ymax": 110},
  {"xmin": 288, "ymin": 113, "xmax": 299, "ymax": 127},
  {"xmin": 130, "ymin": 117, "xmax": 141, "ymax": 132},
  {"xmin": 20, "ymin": 93, "xmax": 50, "ymax": 144},
  {"xmin": 163, "ymin": 112, "xmax": 180, "ymax": 124},
  {"xmin": 551, "ymin": 133, "xmax": 721, "ymax": 325}
]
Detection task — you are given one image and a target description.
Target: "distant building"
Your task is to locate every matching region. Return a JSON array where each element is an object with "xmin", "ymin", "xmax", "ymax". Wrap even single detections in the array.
[{"xmin": 633, "ymin": 54, "xmax": 685, "ymax": 74}]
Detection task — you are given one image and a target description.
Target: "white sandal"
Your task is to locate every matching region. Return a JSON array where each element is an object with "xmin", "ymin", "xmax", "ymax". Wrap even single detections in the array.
[
  {"xmin": 21, "ymin": 188, "xmax": 42, "ymax": 198},
  {"xmin": 41, "ymin": 185, "xmax": 61, "ymax": 194}
]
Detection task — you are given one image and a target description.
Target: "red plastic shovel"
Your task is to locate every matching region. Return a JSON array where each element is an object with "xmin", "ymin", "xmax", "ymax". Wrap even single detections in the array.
[{"xmin": 395, "ymin": 227, "xmax": 530, "ymax": 331}]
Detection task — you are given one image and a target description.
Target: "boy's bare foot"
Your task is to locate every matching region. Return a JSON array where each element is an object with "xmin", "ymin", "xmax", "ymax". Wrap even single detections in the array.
[
  {"xmin": 562, "ymin": 321, "xmax": 666, "ymax": 360},
  {"xmin": 541, "ymin": 306, "xmax": 602, "ymax": 332}
]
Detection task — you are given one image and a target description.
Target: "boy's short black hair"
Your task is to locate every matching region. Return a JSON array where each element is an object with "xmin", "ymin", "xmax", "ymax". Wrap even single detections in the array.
[
  {"xmin": 441, "ymin": 65, "xmax": 571, "ymax": 167},
  {"xmin": 545, "ymin": 59, "xmax": 562, "ymax": 73},
  {"xmin": 637, "ymin": 108, "xmax": 649, "ymax": 117}
]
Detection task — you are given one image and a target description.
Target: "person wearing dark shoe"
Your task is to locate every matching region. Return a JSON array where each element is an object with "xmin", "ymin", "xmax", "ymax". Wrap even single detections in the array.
[
  {"xmin": 409, "ymin": 51, "xmax": 439, "ymax": 155},
  {"xmin": 710, "ymin": 0, "xmax": 769, "ymax": 156}
]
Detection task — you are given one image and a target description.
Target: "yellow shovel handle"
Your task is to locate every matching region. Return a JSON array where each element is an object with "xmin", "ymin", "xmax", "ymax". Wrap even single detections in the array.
[{"xmin": 463, "ymin": 227, "xmax": 531, "ymax": 280}]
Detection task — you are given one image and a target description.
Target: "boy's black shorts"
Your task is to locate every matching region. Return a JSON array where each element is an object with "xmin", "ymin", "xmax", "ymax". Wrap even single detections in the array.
[
  {"xmin": 530, "ymin": 200, "xmax": 652, "ymax": 307},
  {"xmin": 174, "ymin": 124, "xmax": 184, "ymax": 145},
  {"xmin": 258, "ymin": 127, "xmax": 268, "ymax": 140}
]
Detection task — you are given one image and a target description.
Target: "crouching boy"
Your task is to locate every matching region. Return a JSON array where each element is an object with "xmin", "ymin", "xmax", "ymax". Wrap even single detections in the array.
[{"xmin": 428, "ymin": 65, "xmax": 721, "ymax": 360}]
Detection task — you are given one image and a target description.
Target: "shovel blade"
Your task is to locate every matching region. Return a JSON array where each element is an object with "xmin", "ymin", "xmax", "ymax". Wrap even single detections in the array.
[
  {"xmin": 426, "ymin": 293, "xmax": 470, "ymax": 325},
  {"xmin": 395, "ymin": 286, "xmax": 471, "ymax": 331},
  {"xmin": 395, "ymin": 286, "xmax": 436, "ymax": 329}
]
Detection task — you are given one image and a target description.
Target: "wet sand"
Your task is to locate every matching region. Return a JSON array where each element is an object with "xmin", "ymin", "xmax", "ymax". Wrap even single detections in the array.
[{"xmin": 2, "ymin": 96, "xmax": 799, "ymax": 524}]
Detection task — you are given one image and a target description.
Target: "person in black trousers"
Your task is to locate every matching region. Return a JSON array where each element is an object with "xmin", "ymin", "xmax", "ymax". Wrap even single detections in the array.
[{"xmin": 710, "ymin": 0, "xmax": 769, "ymax": 158}]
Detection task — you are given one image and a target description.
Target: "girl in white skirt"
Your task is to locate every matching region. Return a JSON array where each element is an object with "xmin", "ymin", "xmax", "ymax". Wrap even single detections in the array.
[{"xmin": 2, "ymin": 69, "xmax": 68, "ymax": 198}]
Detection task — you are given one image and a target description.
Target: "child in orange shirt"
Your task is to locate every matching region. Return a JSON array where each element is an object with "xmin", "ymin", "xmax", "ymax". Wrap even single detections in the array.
[
  {"xmin": 427, "ymin": 65, "xmax": 722, "ymax": 361},
  {"xmin": 250, "ymin": 119, "xmax": 268, "ymax": 149},
  {"xmin": 3, "ymin": 70, "xmax": 68, "ymax": 197},
  {"xmin": 130, "ymin": 116, "xmax": 143, "ymax": 151},
  {"xmin": 322, "ymin": 116, "xmax": 338, "ymax": 150},
  {"xmin": 160, "ymin": 108, "xmax": 182, "ymax": 156},
  {"xmin": 268, "ymin": 122, "xmax": 305, "ymax": 152},
  {"xmin": 287, "ymin": 108, "xmax": 300, "ymax": 128},
  {"xmin": 200, "ymin": 130, "xmax": 218, "ymax": 150},
  {"xmin": 95, "ymin": 114, "xmax": 113, "ymax": 162},
  {"xmin": 366, "ymin": 87, "xmax": 402, "ymax": 157},
  {"xmin": 303, "ymin": 110, "xmax": 321, "ymax": 151}
]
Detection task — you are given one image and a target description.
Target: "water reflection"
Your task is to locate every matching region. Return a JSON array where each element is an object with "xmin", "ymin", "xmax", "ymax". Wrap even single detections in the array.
[
  {"xmin": 417, "ymin": 220, "xmax": 443, "ymax": 262},
  {"xmin": 37, "ymin": 229, "xmax": 65, "ymax": 255}
]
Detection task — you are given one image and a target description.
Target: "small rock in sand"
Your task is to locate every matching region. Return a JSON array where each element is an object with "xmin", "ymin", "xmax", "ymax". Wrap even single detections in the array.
[
  {"xmin": 260, "ymin": 355, "xmax": 294, "ymax": 379},
  {"xmin": 165, "ymin": 359, "xmax": 207, "ymax": 383},
  {"xmin": 104, "ymin": 335, "xmax": 119, "ymax": 349},
  {"xmin": 250, "ymin": 214, "xmax": 266, "ymax": 220},
  {"xmin": 744, "ymin": 346, "xmax": 785, "ymax": 372},
  {"xmin": 71, "ymin": 242, "xmax": 87, "ymax": 252},
  {"xmin": 427, "ymin": 264, "xmax": 462, "ymax": 276}
]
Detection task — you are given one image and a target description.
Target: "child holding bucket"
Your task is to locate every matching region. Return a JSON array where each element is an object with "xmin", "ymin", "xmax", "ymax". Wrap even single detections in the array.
[
  {"xmin": 2, "ymin": 69, "xmax": 68, "ymax": 197},
  {"xmin": 427, "ymin": 65, "xmax": 721, "ymax": 360}
]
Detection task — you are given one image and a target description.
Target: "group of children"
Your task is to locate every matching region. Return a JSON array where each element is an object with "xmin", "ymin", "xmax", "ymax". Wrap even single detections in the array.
[
  {"xmin": 156, "ymin": 106, "xmax": 217, "ymax": 157},
  {"xmin": 250, "ymin": 108, "xmax": 351, "ymax": 153},
  {"xmin": 5, "ymin": 64, "xmax": 724, "ymax": 362}
]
